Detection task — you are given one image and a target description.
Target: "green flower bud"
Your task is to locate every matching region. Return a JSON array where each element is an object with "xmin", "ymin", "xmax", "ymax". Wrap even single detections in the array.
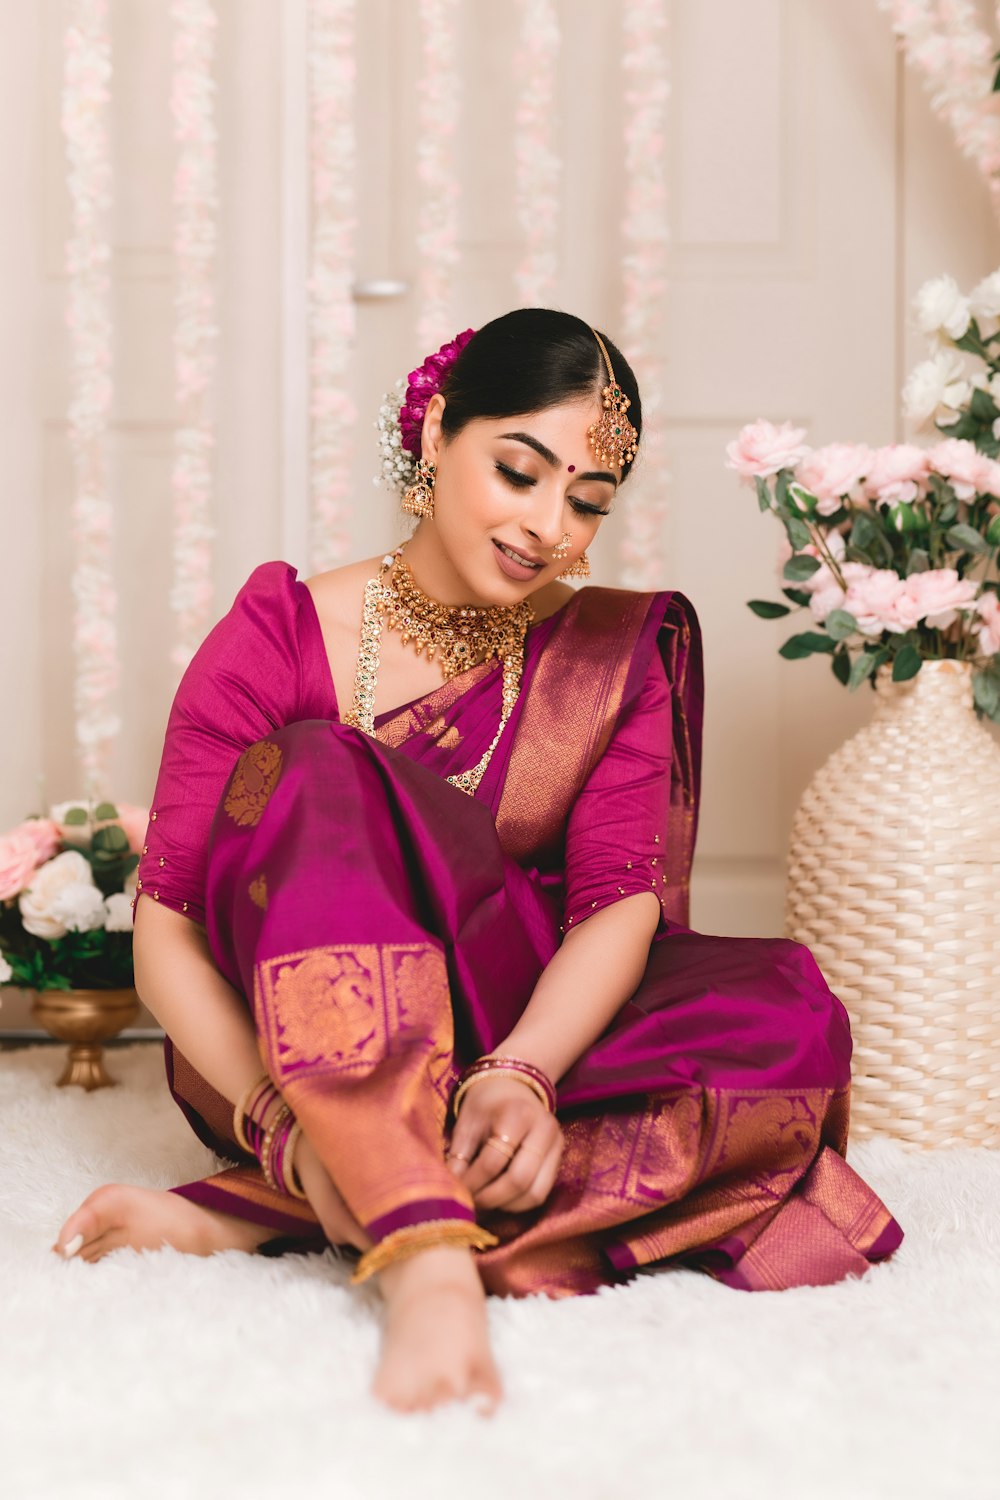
[{"xmin": 987, "ymin": 513, "xmax": 1000, "ymax": 548}]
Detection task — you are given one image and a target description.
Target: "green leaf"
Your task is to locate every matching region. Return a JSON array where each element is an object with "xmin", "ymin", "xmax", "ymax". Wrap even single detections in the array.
[
  {"xmin": 783, "ymin": 555, "xmax": 822, "ymax": 583},
  {"xmin": 825, "ymin": 609, "xmax": 859, "ymax": 642},
  {"xmin": 906, "ymin": 549, "xmax": 931, "ymax": 575},
  {"xmin": 754, "ymin": 476, "xmax": 772, "ymax": 513},
  {"xmin": 986, "ymin": 515, "xmax": 1000, "ymax": 548},
  {"xmin": 783, "ymin": 515, "xmax": 812, "ymax": 551},
  {"xmin": 970, "ymin": 387, "xmax": 1000, "ymax": 424},
  {"xmin": 936, "ymin": 497, "xmax": 959, "ymax": 526},
  {"xmin": 782, "ymin": 587, "xmax": 812, "ymax": 607},
  {"xmin": 945, "ymin": 524, "xmax": 990, "ymax": 554},
  {"xmin": 848, "ymin": 652, "xmax": 878, "ymax": 692},
  {"xmin": 774, "ymin": 470, "xmax": 791, "ymax": 514},
  {"xmin": 779, "ymin": 631, "xmax": 836, "ymax": 660},
  {"xmin": 831, "ymin": 648, "xmax": 851, "ymax": 686},
  {"xmin": 94, "ymin": 801, "xmax": 118, "ymax": 821},
  {"xmin": 747, "ymin": 599, "xmax": 792, "ymax": 619},
  {"xmin": 92, "ymin": 824, "xmax": 128, "ymax": 854},
  {"xmin": 973, "ymin": 670, "xmax": 1000, "ymax": 718},
  {"xmin": 63, "ymin": 807, "xmax": 88, "ymax": 826},
  {"xmin": 891, "ymin": 645, "xmax": 923, "ymax": 682}
]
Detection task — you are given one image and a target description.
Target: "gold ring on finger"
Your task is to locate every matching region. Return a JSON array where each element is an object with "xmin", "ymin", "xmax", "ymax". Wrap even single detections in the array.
[{"xmin": 486, "ymin": 1134, "xmax": 518, "ymax": 1161}]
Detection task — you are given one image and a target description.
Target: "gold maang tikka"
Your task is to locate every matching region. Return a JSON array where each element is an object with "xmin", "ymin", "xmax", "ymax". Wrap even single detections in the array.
[{"xmin": 587, "ymin": 329, "xmax": 639, "ymax": 470}]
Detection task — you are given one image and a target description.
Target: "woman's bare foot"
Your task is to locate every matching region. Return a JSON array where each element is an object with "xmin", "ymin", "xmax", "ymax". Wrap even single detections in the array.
[
  {"xmin": 372, "ymin": 1246, "xmax": 502, "ymax": 1414},
  {"xmin": 51, "ymin": 1183, "xmax": 283, "ymax": 1263}
]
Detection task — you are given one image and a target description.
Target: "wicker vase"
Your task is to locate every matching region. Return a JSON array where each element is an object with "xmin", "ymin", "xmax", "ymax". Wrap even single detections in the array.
[{"xmin": 786, "ymin": 659, "xmax": 1000, "ymax": 1146}]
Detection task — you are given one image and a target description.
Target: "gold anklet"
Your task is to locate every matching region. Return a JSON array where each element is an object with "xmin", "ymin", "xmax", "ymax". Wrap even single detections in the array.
[{"xmin": 350, "ymin": 1219, "xmax": 499, "ymax": 1285}]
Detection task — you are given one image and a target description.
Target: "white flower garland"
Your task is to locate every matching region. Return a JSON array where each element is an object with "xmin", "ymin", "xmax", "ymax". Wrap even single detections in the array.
[
  {"xmin": 620, "ymin": 0, "xmax": 671, "ymax": 590},
  {"xmin": 415, "ymin": 0, "xmax": 460, "ymax": 351},
  {"xmin": 62, "ymin": 0, "xmax": 119, "ymax": 793},
  {"xmin": 880, "ymin": 0, "xmax": 1000, "ymax": 223},
  {"xmin": 308, "ymin": 0, "xmax": 357, "ymax": 573},
  {"xmin": 170, "ymin": 0, "xmax": 219, "ymax": 673},
  {"xmin": 513, "ymin": 0, "xmax": 560, "ymax": 306}
]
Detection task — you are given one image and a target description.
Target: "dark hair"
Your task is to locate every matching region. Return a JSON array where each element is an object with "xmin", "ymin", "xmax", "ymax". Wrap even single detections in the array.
[{"xmin": 438, "ymin": 308, "xmax": 642, "ymax": 480}]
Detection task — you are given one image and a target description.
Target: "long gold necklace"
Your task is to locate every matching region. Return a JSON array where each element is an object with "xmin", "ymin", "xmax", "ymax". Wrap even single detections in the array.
[{"xmin": 345, "ymin": 548, "xmax": 534, "ymax": 796}]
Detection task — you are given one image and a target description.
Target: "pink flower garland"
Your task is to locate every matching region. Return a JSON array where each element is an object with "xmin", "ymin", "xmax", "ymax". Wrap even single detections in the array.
[
  {"xmin": 62, "ymin": 0, "xmax": 120, "ymax": 793},
  {"xmin": 170, "ymin": 0, "xmax": 219, "ymax": 673},
  {"xmin": 513, "ymin": 0, "xmax": 560, "ymax": 306},
  {"xmin": 881, "ymin": 0, "xmax": 1000, "ymax": 223},
  {"xmin": 399, "ymin": 328, "xmax": 475, "ymax": 457},
  {"xmin": 308, "ymin": 0, "xmax": 357, "ymax": 572},
  {"xmin": 620, "ymin": 0, "xmax": 670, "ymax": 590},
  {"xmin": 416, "ymin": 0, "xmax": 461, "ymax": 352}
]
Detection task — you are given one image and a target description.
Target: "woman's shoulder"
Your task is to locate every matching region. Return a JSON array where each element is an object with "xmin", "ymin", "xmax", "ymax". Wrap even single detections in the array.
[{"xmin": 302, "ymin": 556, "xmax": 381, "ymax": 635}]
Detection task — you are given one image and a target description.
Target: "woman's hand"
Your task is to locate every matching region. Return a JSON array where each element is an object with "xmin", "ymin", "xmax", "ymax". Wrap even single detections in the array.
[{"xmin": 446, "ymin": 1075, "xmax": 564, "ymax": 1213}]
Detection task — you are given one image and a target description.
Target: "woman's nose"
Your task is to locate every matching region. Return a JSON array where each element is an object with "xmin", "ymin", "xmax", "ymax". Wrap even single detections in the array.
[{"xmin": 523, "ymin": 493, "xmax": 565, "ymax": 548}]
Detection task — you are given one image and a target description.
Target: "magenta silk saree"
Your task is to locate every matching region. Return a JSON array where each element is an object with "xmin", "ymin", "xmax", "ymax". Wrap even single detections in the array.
[{"xmin": 137, "ymin": 563, "xmax": 901, "ymax": 1298}]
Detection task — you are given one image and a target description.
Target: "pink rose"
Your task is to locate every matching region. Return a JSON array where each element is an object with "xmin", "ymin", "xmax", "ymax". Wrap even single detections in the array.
[
  {"xmin": 13, "ymin": 818, "xmax": 61, "ymax": 865},
  {"xmin": 843, "ymin": 568, "xmax": 907, "ymax": 637},
  {"xmin": 807, "ymin": 561, "xmax": 870, "ymax": 625},
  {"xmin": 927, "ymin": 439, "xmax": 997, "ymax": 500},
  {"xmin": 975, "ymin": 592, "xmax": 1000, "ymax": 656},
  {"xmin": 795, "ymin": 444, "xmax": 874, "ymax": 517},
  {"xmin": 864, "ymin": 444, "xmax": 930, "ymax": 506},
  {"xmin": 0, "ymin": 830, "xmax": 43, "ymax": 901},
  {"xmin": 726, "ymin": 420, "xmax": 809, "ymax": 480},
  {"xmin": 896, "ymin": 568, "xmax": 979, "ymax": 630},
  {"xmin": 110, "ymin": 803, "xmax": 149, "ymax": 855}
]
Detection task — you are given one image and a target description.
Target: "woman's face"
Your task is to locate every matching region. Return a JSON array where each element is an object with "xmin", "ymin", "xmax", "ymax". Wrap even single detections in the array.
[{"xmin": 409, "ymin": 392, "xmax": 622, "ymax": 606}]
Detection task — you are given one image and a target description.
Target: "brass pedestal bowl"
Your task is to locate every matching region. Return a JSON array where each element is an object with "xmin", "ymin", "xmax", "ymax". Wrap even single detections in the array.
[{"xmin": 31, "ymin": 987, "xmax": 140, "ymax": 1090}]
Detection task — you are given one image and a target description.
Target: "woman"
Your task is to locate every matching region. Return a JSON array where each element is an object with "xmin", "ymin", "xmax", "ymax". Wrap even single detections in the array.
[{"xmin": 53, "ymin": 309, "xmax": 901, "ymax": 1414}]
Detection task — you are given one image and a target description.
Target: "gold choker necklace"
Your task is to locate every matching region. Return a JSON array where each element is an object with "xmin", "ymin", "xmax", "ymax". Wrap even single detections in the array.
[{"xmin": 345, "ymin": 548, "xmax": 534, "ymax": 796}]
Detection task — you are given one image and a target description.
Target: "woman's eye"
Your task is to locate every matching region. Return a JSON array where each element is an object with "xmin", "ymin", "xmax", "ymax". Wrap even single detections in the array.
[
  {"xmin": 570, "ymin": 498, "xmax": 612, "ymax": 518},
  {"xmin": 495, "ymin": 461, "xmax": 535, "ymax": 489}
]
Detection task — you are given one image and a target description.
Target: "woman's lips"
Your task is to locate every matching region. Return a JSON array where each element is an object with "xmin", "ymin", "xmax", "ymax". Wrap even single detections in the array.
[{"xmin": 492, "ymin": 539, "xmax": 542, "ymax": 582}]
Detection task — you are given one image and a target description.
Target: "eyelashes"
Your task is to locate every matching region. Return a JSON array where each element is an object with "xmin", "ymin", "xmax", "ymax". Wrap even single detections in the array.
[{"xmin": 493, "ymin": 461, "xmax": 611, "ymax": 518}]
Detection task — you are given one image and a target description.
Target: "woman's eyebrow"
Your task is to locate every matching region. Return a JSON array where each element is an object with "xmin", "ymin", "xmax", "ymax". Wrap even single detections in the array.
[{"xmin": 498, "ymin": 431, "xmax": 618, "ymax": 487}]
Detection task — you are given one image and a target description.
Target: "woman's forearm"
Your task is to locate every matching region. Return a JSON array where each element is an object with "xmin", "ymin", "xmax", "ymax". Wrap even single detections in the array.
[
  {"xmin": 495, "ymin": 892, "xmax": 660, "ymax": 1083},
  {"xmin": 133, "ymin": 896, "xmax": 263, "ymax": 1107}
]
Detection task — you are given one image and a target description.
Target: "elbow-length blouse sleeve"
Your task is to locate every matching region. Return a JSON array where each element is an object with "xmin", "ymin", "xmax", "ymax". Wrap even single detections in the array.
[
  {"xmin": 136, "ymin": 563, "xmax": 333, "ymax": 924},
  {"xmin": 561, "ymin": 645, "xmax": 672, "ymax": 933}
]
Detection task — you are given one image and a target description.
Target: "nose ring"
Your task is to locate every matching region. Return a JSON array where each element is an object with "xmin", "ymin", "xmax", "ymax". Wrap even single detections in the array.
[{"xmin": 552, "ymin": 532, "xmax": 572, "ymax": 561}]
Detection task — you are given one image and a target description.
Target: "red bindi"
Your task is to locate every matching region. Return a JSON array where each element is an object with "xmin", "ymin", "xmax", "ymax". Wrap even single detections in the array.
[{"xmin": 567, "ymin": 464, "xmax": 576, "ymax": 473}]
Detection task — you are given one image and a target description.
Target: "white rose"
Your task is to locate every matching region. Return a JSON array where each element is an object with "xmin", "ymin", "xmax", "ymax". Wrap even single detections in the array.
[
  {"xmin": 902, "ymin": 350, "xmax": 967, "ymax": 426},
  {"xmin": 914, "ymin": 274, "xmax": 971, "ymax": 341},
  {"xmin": 0, "ymin": 953, "xmax": 12, "ymax": 984},
  {"xmin": 103, "ymin": 892, "xmax": 134, "ymax": 933},
  {"xmin": 19, "ymin": 850, "xmax": 97, "ymax": 941},
  {"xmin": 969, "ymin": 270, "xmax": 1000, "ymax": 321},
  {"xmin": 51, "ymin": 882, "xmax": 107, "ymax": 933}
]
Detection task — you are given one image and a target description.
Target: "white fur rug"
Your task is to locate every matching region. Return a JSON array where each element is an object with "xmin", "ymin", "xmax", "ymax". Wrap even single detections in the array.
[{"xmin": 0, "ymin": 1044, "xmax": 997, "ymax": 1500}]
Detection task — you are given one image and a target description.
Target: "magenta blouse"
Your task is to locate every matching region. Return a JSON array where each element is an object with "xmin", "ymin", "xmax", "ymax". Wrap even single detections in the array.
[{"xmin": 137, "ymin": 563, "xmax": 672, "ymax": 931}]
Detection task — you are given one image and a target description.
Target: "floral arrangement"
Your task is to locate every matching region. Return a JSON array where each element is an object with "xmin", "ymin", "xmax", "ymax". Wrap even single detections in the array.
[
  {"xmin": 374, "ymin": 327, "xmax": 474, "ymax": 496},
  {"xmin": 0, "ymin": 801, "xmax": 146, "ymax": 993},
  {"xmin": 727, "ymin": 267, "xmax": 1000, "ymax": 719}
]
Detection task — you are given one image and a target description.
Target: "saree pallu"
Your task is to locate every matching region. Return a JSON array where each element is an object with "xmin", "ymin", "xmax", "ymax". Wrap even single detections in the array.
[{"xmin": 165, "ymin": 588, "xmax": 902, "ymax": 1297}]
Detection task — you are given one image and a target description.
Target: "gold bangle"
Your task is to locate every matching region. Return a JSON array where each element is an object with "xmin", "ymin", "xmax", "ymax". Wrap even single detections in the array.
[
  {"xmin": 233, "ymin": 1073, "xmax": 272, "ymax": 1153},
  {"xmin": 260, "ymin": 1102, "xmax": 292, "ymax": 1191},
  {"xmin": 351, "ymin": 1220, "xmax": 499, "ymax": 1285},
  {"xmin": 451, "ymin": 1069, "xmax": 551, "ymax": 1119},
  {"xmin": 282, "ymin": 1119, "xmax": 307, "ymax": 1199}
]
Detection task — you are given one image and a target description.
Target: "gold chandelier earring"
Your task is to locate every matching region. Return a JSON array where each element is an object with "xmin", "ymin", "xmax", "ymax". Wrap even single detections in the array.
[
  {"xmin": 402, "ymin": 458, "xmax": 436, "ymax": 519},
  {"xmin": 560, "ymin": 552, "xmax": 591, "ymax": 580}
]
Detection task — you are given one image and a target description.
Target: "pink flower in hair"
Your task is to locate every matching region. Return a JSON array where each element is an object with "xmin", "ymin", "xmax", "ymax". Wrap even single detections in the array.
[{"xmin": 398, "ymin": 328, "xmax": 476, "ymax": 457}]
